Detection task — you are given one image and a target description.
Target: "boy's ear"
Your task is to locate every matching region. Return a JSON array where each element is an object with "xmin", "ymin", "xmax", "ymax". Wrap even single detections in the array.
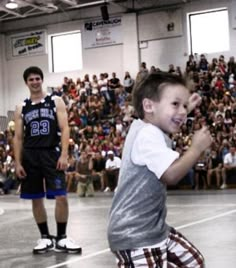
[{"xmin": 143, "ymin": 98, "xmax": 154, "ymax": 113}]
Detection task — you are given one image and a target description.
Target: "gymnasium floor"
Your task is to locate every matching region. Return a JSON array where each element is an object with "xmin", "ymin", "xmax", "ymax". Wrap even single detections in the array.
[{"xmin": 1, "ymin": 190, "xmax": 236, "ymax": 268}]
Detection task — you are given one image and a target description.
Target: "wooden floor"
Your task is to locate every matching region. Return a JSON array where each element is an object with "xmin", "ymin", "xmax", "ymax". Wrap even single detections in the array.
[{"xmin": 0, "ymin": 189, "xmax": 236, "ymax": 268}]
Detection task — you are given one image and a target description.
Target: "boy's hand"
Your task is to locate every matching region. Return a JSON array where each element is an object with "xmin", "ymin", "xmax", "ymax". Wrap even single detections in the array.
[
  {"xmin": 188, "ymin": 93, "xmax": 202, "ymax": 113},
  {"xmin": 191, "ymin": 126, "xmax": 212, "ymax": 153}
]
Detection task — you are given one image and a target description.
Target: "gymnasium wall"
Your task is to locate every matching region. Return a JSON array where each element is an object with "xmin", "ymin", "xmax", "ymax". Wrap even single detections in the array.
[{"xmin": 0, "ymin": 0, "xmax": 235, "ymax": 114}]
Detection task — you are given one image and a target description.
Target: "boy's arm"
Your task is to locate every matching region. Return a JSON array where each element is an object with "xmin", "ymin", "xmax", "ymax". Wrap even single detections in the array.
[
  {"xmin": 161, "ymin": 127, "xmax": 212, "ymax": 185},
  {"xmin": 187, "ymin": 93, "xmax": 201, "ymax": 114}
]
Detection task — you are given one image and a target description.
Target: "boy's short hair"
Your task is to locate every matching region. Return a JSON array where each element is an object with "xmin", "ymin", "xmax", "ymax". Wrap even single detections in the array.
[
  {"xmin": 132, "ymin": 72, "xmax": 187, "ymax": 119},
  {"xmin": 23, "ymin": 66, "xmax": 44, "ymax": 82}
]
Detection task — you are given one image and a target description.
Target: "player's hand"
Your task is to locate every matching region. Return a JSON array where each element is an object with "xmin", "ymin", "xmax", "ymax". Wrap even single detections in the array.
[
  {"xmin": 15, "ymin": 163, "xmax": 27, "ymax": 179},
  {"xmin": 188, "ymin": 93, "xmax": 202, "ymax": 113},
  {"xmin": 56, "ymin": 155, "xmax": 68, "ymax": 170}
]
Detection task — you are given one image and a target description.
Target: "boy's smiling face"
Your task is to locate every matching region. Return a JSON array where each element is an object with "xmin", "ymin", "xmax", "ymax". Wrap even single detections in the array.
[{"xmin": 143, "ymin": 84, "xmax": 190, "ymax": 134}]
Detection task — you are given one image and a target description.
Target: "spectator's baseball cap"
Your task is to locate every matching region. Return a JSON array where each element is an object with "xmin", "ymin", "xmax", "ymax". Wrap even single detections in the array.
[{"xmin": 107, "ymin": 150, "xmax": 114, "ymax": 155}]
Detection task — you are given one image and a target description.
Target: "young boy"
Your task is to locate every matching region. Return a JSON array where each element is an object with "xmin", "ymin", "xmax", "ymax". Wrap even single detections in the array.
[{"xmin": 107, "ymin": 72, "xmax": 212, "ymax": 267}]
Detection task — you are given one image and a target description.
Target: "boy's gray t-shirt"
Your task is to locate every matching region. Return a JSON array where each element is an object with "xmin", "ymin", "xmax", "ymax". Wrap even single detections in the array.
[{"xmin": 107, "ymin": 119, "xmax": 179, "ymax": 251}]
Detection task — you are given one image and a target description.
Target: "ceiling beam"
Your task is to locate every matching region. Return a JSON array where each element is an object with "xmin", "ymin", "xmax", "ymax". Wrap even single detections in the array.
[
  {"xmin": 0, "ymin": 7, "xmax": 25, "ymax": 18},
  {"xmin": 17, "ymin": 0, "xmax": 56, "ymax": 13},
  {"xmin": 58, "ymin": 0, "xmax": 77, "ymax": 6},
  {"xmin": 66, "ymin": 0, "xmax": 119, "ymax": 10}
]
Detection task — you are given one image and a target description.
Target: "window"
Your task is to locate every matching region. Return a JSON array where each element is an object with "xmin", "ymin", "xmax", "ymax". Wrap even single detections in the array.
[
  {"xmin": 188, "ymin": 8, "xmax": 229, "ymax": 55},
  {"xmin": 49, "ymin": 31, "xmax": 82, "ymax": 73}
]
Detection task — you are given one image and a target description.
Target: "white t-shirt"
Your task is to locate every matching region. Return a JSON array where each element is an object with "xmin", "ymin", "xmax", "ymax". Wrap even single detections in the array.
[
  {"xmin": 224, "ymin": 152, "xmax": 236, "ymax": 166},
  {"xmin": 131, "ymin": 122, "xmax": 179, "ymax": 179},
  {"xmin": 98, "ymin": 79, "xmax": 108, "ymax": 92},
  {"xmin": 105, "ymin": 156, "xmax": 121, "ymax": 169}
]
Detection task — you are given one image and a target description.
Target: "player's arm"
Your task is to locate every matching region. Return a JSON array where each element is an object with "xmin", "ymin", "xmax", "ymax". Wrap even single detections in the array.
[
  {"xmin": 55, "ymin": 96, "xmax": 69, "ymax": 170},
  {"xmin": 13, "ymin": 104, "xmax": 26, "ymax": 178}
]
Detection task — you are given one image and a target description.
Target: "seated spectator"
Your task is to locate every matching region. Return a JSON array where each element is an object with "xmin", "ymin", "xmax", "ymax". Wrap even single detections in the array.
[
  {"xmin": 228, "ymin": 73, "xmax": 235, "ymax": 90},
  {"xmin": 0, "ymin": 132, "xmax": 6, "ymax": 147},
  {"xmin": 68, "ymin": 113, "xmax": 81, "ymax": 130},
  {"xmin": 121, "ymin": 100, "xmax": 134, "ymax": 123},
  {"xmin": 91, "ymin": 152, "xmax": 106, "ymax": 191},
  {"xmin": 0, "ymin": 162, "xmax": 7, "ymax": 195},
  {"xmin": 194, "ymin": 153, "xmax": 208, "ymax": 190},
  {"xmin": 65, "ymin": 150, "xmax": 77, "ymax": 192},
  {"xmin": 104, "ymin": 151, "xmax": 121, "ymax": 192},
  {"xmin": 227, "ymin": 56, "xmax": 236, "ymax": 75},
  {"xmin": 136, "ymin": 62, "xmax": 149, "ymax": 82},
  {"xmin": 68, "ymin": 83, "xmax": 78, "ymax": 99},
  {"xmin": 98, "ymin": 73, "xmax": 109, "ymax": 102},
  {"xmin": 83, "ymin": 74, "xmax": 91, "ymax": 96},
  {"xmin": 76, "ymin": 151, "xmax": 94, "ymax": 197},
  {"xmin": 186, "ymin": 54, "xmax": 197, "ymax": 73},
  {"xmin": 108, "ymin": 72, "xmax": 121, "ymax": 103},
  {"xmin": 221, "ymin": 144, "xmax": 236, "ymax": 189},
  {"xmin": 207, "ymin": 149, "xmax": 223, "ymax": 189},
  {"xmin": 91, "ymin": 74, "xmax": 99, "ymax": 95},
  {"xmin": 0, "ymin": 154, "xmax": 18, "ymax": 194},
  {"xmin": 123, "ymin": 71, "xmax": 134, "ymax": 94},
  {"xmin": 198, "ymin": 54, "xmax": 209, "ymax": 72}
]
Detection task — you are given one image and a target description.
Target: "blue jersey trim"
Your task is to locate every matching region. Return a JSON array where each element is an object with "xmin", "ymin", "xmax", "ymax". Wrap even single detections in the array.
[
  {"xmin": 46, "ymin": 189, "xmax": 67, "ymax": 199},
  {"xmin": 20, "ymin": 193, "xmax": 45, "ymax": 199}
]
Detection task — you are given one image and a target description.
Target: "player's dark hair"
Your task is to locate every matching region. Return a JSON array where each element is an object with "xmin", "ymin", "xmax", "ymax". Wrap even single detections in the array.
[{"xmin": 23, "ymin": 66, "xmax": 44, "ymax": 82}]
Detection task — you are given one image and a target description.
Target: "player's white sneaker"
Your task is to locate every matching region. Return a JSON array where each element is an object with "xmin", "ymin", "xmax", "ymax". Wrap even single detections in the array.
[
  {"xmin": 103, "ymin": 187, "xmax": 111, "ymax": 192},
  {"xmin": 55, "ymin": 237, "xmax": 82, "ymax": 254},
  {"xmin": 220, "ymin": 183, "xmax": 227, "ymax": 189},
  {"xmin": 33, "ymin": 238, "xmax": 54, "ymax": 254}
]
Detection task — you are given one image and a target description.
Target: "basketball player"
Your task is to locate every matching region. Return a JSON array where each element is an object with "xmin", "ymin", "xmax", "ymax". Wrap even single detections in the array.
[{"xmin": 14, "ymin": 66, "xmax": 81, "ymax": 254}]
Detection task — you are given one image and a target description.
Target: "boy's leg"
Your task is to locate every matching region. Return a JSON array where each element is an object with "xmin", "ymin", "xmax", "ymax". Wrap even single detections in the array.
[{"xmin": 167, "ymin": 227, "xmax": 204, "ymax": 268}]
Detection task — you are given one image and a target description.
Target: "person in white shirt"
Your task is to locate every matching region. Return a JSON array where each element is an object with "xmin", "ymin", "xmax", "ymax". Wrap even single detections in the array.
[
  {"xmin": 104, "ymin": 150, "xmax": 121, "ymax": 192},
  {"xmin": 221, "ymin": 144, "xmax": 236, "ymax": 189}
]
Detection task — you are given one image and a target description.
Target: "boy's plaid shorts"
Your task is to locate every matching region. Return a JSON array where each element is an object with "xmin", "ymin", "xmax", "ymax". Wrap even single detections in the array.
[{"xmin": 113, "ymin": 227, "xmax": 204, "ymax": 268}]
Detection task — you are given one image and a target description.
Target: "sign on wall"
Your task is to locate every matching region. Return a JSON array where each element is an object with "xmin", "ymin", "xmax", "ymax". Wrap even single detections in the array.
[
  {"xmin": 83, "ymin": 17, "xmax": 123, "ymax": 48},
  {"xmin": 11, "ymin": 30, "xmax": 46, "ymax": 57}
]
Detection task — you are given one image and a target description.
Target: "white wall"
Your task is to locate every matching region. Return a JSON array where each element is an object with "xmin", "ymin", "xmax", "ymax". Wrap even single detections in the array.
[
  {"xmin": 140, "ymin": 0, "xmax": 236, "ymax": 71},
  {"xmin": 0, "ymin": 0, "xmax": 236, "ymax": 114},
  {"xmin": 0, "ymin": 34, "xmax": 9, "ymax": 115}
]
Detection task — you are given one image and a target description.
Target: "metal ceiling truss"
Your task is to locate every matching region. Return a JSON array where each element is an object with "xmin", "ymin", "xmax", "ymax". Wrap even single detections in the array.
[{"xmin": 0, "ymin": 0, "xmax": 194, "ymax": 22}]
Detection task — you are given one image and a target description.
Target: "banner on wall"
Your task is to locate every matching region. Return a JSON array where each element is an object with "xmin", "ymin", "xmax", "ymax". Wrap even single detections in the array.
[
  {"xmin": 83, "ymin": 17, "xmax": 123, "ymax": 48},
  {"xmin": 11, "ymin": 30, "xmax": 46, "ymax": 57}
]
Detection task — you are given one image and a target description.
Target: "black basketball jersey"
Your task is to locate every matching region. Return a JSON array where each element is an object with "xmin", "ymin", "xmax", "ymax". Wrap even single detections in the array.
[{"xmin": 22, "ymin": 94, "xmax": 61, "ymax": 149}]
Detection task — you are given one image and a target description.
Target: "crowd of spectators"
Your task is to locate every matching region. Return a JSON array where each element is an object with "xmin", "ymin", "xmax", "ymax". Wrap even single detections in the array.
[{"xmin": 2, "ymin": 54, "xmax": 236, "ymax": 195}]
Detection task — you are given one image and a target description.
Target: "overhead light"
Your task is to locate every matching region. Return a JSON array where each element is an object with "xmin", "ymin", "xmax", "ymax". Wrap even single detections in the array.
[{"xmin": 5, "ymin": 0, "xmax": 18, "ymax": 10}]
